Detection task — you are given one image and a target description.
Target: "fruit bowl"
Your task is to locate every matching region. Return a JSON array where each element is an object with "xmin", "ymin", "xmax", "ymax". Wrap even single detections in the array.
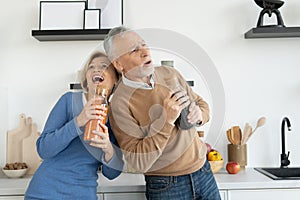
[
  {"xmin": 209, "ymin": 160, "xmax": 224, "ymax": 173},
  {"xmin": 2, "ymin": 168, "xmax": 28, "ymax": 178}
]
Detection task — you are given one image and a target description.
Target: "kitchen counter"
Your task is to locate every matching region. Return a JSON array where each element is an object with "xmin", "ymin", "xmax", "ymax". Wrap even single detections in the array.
[
  {"xmin": 215, "ymin": 168, "xmax": 300, "ymax": 190},
  {"xmin": 1, "ymin": 168, "xmax": 300, "ymax": 196}
]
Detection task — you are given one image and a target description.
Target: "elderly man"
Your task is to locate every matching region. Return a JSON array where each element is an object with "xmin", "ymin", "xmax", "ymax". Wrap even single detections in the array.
[{"xmin": 104, "ymin": 26, "xmax": 221, "ymax": 200}]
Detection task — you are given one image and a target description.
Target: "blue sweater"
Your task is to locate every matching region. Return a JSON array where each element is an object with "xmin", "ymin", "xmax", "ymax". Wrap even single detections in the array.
[{"xmin": 25, "ymin": 92, "xmax": 123, "ymax": 200}]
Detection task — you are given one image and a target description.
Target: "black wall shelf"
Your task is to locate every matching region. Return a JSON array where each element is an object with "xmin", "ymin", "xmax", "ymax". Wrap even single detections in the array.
[
  {"xmin": 245, "ymin": 26, "xmax": 300, "ymax": 39},
  {"xmin": 70, "ymin": 83, "xmax": 82, "ymax": 90},
  {"xmin": 70, "ymin": 81, "xmax": 195, "ymax": 90},
  {"xmin": 31, "ymin": 29, "xmax": 110, "ymax": 41},
  {"xmin": 186, "ymin": 81, "xmax": 194, "ymax": 87}
]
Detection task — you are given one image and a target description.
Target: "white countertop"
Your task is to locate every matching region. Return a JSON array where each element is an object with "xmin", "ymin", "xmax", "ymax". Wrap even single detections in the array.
[
  {"xmin": 215, "ymin": 168, "xmax": 300, "ymax": 190},
  {"xmin": 1, "ymin": 168, "xmax": 300, "ymax": 196}
]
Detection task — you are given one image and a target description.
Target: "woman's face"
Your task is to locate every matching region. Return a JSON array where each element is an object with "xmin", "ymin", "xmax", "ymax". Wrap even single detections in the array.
[{"xmin": 86, "ymin": 56, "xmax": 117, "ymax": 96}]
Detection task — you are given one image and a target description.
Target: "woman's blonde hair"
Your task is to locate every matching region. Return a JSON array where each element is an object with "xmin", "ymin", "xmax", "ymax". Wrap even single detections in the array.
[{"xmin": 80, "ymin": 51, "xmax": 119, "ymax": 92}]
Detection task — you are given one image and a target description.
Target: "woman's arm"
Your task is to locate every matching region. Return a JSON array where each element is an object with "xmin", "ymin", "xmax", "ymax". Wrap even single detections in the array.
[
  {"xmin": 37, "ymin": 92, "xmax": 82, "ymax": 159},
  {"xmin": 101, "ymin": 144, "xmax": 124, "ymax": 180},
  {"xmin": 90, "ymin": 122, "xmax": 124, "ymax": 180}
]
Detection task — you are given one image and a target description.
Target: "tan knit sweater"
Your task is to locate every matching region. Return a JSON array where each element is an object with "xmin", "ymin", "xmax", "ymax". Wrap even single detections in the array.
[{"xmin": 108, "ymin": 66, "xmax": 209, "ymax": 176}]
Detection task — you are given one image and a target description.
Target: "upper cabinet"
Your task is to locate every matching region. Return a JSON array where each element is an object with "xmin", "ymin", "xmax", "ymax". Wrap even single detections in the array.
[{"xmin": 32, "ymin": 0, "xmax": 123, "ymax": 41}]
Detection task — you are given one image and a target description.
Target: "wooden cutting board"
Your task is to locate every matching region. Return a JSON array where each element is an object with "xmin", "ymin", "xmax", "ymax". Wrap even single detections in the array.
[
  {"xmin": 6, "ymin": 114, "xmax": 31, "ymax": 163},
  {"xmin": 23, "ymin": 123, "xmax": 41, "ymax": 175},
  {"xmin": 7, "ymin": 113, "xmax": 42, "ymax": 174}
]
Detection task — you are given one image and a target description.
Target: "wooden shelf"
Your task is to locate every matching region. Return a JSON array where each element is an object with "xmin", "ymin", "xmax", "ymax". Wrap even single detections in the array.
[
  {"xmin": 245, "ymin": 26, "xmax": 300, "ymax": 39},
  {"xmin": 31, "ymin": 29, "xmax": 110, "ymax": 41}
]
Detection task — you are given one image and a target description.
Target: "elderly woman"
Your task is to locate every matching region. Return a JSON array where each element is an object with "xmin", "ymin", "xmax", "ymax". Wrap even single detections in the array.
[{"xmin": 25, "ymin": 51, "xmax": 123, "ymax": 200}]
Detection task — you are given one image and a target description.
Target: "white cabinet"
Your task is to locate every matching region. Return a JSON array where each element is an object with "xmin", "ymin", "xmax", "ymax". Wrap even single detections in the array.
[
  {"xmin": 102, "ymin": 191, "xmax": 226, "ymax": 200},
  {"xmin": 219, "ymin": 190, "xmax": 227, "ymax": 200},
  {"xmin": 0, "ymin": 197, "xmax": 24, "ymax": 200},
  {"xmin": 97, "ymin": 193, "xmax": 104, "ymax": 200},
  {"xmin": 228, "ymin": 188, "xmax": 300, "ymax": 200},
  {"xmin": 103, "ymin": 193, "xmax": 146, "ymax": 200}
]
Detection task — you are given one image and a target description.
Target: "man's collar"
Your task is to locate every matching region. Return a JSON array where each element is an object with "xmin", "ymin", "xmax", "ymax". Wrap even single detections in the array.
[{"xmin": 122, "ymin": 74, "xmax": 155, "ymax": 90}]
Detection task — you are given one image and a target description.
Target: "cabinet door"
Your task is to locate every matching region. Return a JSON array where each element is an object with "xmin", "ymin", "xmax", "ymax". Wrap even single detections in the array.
[
  {"xmin": 219, "ymin": 190, "xmax": 227, "ymax": 200},
  {"xmin": 0, "ymin": 197, "xmax": 24, "ymax": 200},
  {"xmin": 97, "ymin": 193, "xmax": 104, "ymax": 200},
  {"xmin": 229, "ymin": 189, "xmax": 300, "ymax": 200},
  {"xmin": 104, "ymin": 193, "xmax": 146, "ymax": 200},
  {"xmin": 104, "ymin": 191, "xmax": 226, "ymax": 200}
]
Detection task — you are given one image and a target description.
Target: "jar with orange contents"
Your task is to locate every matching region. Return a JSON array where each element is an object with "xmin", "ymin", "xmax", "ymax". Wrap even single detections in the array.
[{"xmin": 84, "ymin": 85, "xmax": 108, "ymax": 141}]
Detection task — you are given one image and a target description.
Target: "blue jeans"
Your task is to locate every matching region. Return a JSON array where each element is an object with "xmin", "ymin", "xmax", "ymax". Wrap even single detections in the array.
[{"xmin": 145, "ymin": 160, "xmax": 221, "ymax": 200}]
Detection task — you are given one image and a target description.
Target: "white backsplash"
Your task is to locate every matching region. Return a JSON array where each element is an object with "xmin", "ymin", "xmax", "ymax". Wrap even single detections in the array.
[
  {"xmin": 1, "ymin": 0, "xmax": 300, "ymax": 169},
  {"xmin": 0, "ymin": 87, "xmax": 8, "ymax": 167}
]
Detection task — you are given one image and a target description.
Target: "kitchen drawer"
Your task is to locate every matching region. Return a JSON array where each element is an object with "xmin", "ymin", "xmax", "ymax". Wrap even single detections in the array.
[
  {"xmin": 219, "ymin": 189, "xmax": 227, "ymax": 200},
  {"xmin": 103, "ymin": 191, "xmax": 226, "ymax": 200},
  {"xmin": 104, "ymin": 192, "xmax": 146, "ymax": 200},
  {"xmin": 0, "ymin": 197, "xmax": 24, "ymax": 200},
  {"xmin": 228, "ymin": 188, "xmax": 300, "ymax": 200},
  {"xmin": 97, "ymin": 193, "xmax": 103, "ymax": 200}
]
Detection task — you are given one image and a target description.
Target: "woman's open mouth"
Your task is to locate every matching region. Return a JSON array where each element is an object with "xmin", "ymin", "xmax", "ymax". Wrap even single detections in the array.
[{"xmin": 92, "ymin": 75, "xmax": 104, "ymax": 84}]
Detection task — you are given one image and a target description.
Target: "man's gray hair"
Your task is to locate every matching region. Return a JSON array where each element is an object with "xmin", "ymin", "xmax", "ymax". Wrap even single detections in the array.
[{"xmin": 103, "ymin": 26, "xmax": 131, "ymax": 61}]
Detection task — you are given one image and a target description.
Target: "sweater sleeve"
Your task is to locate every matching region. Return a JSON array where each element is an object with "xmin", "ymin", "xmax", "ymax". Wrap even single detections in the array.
[
  {"xmin": 101, "ymin": 121, "xmax": 124, "ymax": 180},
  {"xmin": 101, "ymin": 145, "xmax": 123, "ymax": 180},
  {"xmin": 108, "ymin": 94, "xmax": 175, "ymax": 173},
  {"xmin": 175, "ymin": 69, "xmax": 210, "ymax": 125},
  {"xmin": 36, "ymin": 93, "xmax": 82, "ymax": 159}
]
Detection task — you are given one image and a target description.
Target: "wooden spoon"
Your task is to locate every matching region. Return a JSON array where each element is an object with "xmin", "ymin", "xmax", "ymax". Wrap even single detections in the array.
[
  {"xmin": 241, "ymin": 123, "xmax": 252, "ymax": 145},
  {"xmin": 248, "ymin": 117, "xmax": 266, "ymax": 139},
  {"xmin": 235, "ymin": 126, "xmax": 242, "ymax": 145},
  {"xmin": 226, "ymin": 129, "xmax": 234, "ymax": 144},
  {"xmin": 231, "ymin": 126, "xmax": 242, "ymax": 145},
  {"xmin": 230, "ymin": 127, "xmax": 236, "ymax": 144}
]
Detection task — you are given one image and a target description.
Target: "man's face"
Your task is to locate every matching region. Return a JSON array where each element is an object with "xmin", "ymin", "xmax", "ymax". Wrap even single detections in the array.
[{"xmin": 112, "ymin": 31, "xmax": 154, "ymax": 81}]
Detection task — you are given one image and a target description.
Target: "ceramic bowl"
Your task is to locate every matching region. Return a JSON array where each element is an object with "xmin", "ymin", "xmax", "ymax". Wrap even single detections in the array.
[
  {"xmin": 2, "ymin": 168, "xmax": 28, "ymax": 178},
  {"xmin": 209, "ymin": 160, "xmax": 224, "ymax": 173}
]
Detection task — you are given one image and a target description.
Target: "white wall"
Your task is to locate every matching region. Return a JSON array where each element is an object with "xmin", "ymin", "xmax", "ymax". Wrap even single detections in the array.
[{"xmin": 1, "ymin": 0, "xmax": 300, "ymax": 169}]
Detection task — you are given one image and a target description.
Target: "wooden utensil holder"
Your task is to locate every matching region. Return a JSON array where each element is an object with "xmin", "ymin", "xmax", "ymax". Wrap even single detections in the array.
[{"xmin": 227, "ymin": 144, "xmax": 247, "ymax": 168}]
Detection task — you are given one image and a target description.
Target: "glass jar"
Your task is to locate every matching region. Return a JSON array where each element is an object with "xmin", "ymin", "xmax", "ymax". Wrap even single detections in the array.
[{"xmin": 84, "ymin": 85, "xmax": 108, "ymax": 141}]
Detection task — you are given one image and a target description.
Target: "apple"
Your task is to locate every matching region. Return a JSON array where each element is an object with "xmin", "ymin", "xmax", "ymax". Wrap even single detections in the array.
[
  {"xmin": 226, "ymin": 162, "xmax": 240, "ymax": 174},
  {"xmin": 205, "ymin": 143, "xmax": 212, "ymax": 155}
]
